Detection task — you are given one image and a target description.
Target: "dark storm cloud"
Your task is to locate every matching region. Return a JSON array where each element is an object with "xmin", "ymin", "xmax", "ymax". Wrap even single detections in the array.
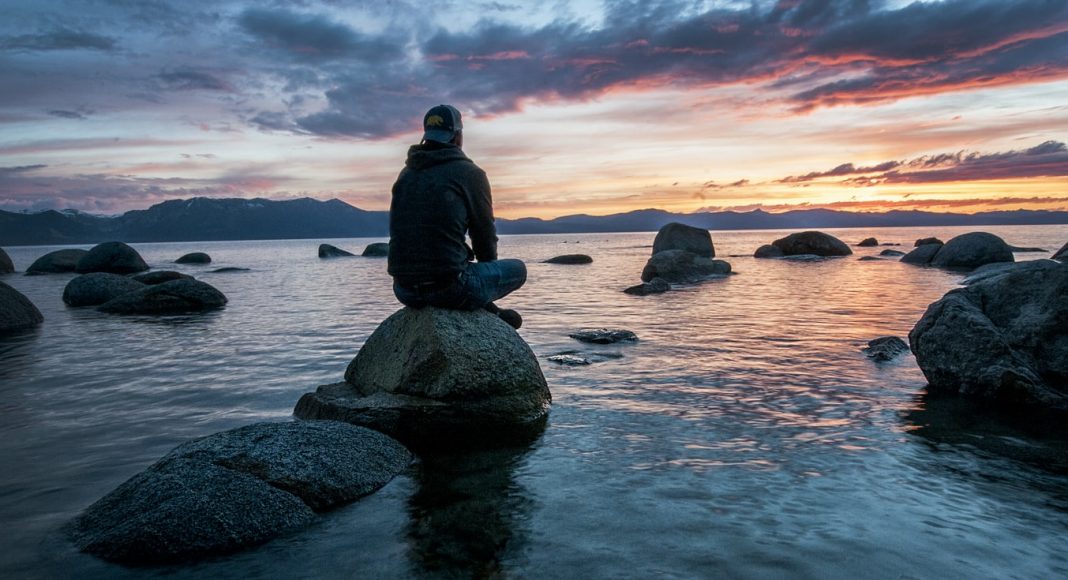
[
  {"xmin": 785, "ymin": 141, "xmax": 1068, "ymax": 186},
  {"xmin": 0, "ymin": 28, "xmax": 115, "ymax": 51},
  {"xmin": 237, "ymin": 7, "xmax": 404, "ymax": 63},
  {"xmin": 288, "ymin": 0, "xmax": 1068, "ymax": 137},
  {"xmin": 156, "ymin": 70, "xmax": 233, "ymax": 92},
  {"xmin": 0, "ymin": 164, "xmax": 47, "ymax": 175}
]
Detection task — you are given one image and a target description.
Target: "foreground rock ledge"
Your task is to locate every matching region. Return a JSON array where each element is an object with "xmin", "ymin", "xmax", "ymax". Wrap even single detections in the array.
[
  {"xmin": 295, "ymin": 307, "xmax": 551, "ymax": 447},
  {"xmin": 909, "ymin": 259, "xmax": 1068, "ymax": 415},
  {"xmin": 69, "ymin": 420, "xmax": 411, "ymax": 566}
]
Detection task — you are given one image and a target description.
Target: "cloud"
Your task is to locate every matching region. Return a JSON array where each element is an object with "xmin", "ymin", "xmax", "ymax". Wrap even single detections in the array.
[
  {"xmin": 48, "ymin": 109, "xmax": 87, "ymax": 120},
  {"xmin": 0, "ymin": 28, "xmax": 116, "ymax": 51},
  {"xmin": 237, "ymin": 7, "xmax": 404, "ymax": 63},
  {"xmin": 0, "ymin": 164, "xmax": 47, "ymax": 175},
  {"xmin": 156, "ymin": 70, "xmax": 233, "ymax": 92},
  {"xmin": 779, "ymin": 160, "xmax": 901, "ymax": 183},
  {"xmin": 697, "ymin": 195, "xmax": 1068, "ymax": 213}
]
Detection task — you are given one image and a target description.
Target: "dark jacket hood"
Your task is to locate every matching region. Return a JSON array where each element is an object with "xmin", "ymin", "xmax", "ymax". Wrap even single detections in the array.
[{"xmin": 405, "ymin": 143, "xmax": 472, "ymax": 171}]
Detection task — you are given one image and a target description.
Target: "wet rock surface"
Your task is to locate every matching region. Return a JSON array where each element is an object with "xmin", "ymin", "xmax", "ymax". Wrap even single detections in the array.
[
  {"xmin": 26, "ymin": 249, "xmax": 88, "ymax": 275},
  {"xmin": 63, "ymin": 273, "xmax": 146, "ymax": 307},
  {"xmin": 771, "ymin": 231, "xmax": 852, "ymax": 257},
  {"xmin": 652, "ymin": 222, "xmax": 714, "ymax": 257},
  {"xmin": 569, "ymin": 328, "xmax": 638, "ymax": 344},
  {"xmin": 863, "ymin": 336, "xmax": 909, "ymax": 362},
  {"xmin": 68, "ymin": 420, "xmax": 411, "ymax": 565},
  {"xmin": 0, "ymin": 281, "xmax": 43, "ymax": 333},
  {"xmin": 75, "ymin": 242, "xmax": 149, "ymax": 275},
  {"xmin": 909, "ymin": 259, "xmax": 1068, "ymax": 415},
  {"xmin": 98, "ymin": 278, "xmax": 227, "ymax": 314},
  {"xmin": 624, "ymin": 277, "xmax": 671, "ymax": 295}
]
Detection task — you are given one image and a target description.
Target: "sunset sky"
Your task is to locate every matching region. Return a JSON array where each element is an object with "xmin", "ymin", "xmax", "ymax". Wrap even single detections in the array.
[{"xmin": 1, "ymin": 0, "xmax": 1067, "ymax": 219}]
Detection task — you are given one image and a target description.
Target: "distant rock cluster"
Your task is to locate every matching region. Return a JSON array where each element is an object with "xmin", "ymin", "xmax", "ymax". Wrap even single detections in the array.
[
  {"xmin": 625, "ymin": 222, "xmax": 731, "ymax": 295},
  {"xmin": 901, "ymin": 232, "xmax": 1014, "ymax": 269},
  {"xmin": 755, "ymin": 230, "xmax": 852, "ymax": 259}
]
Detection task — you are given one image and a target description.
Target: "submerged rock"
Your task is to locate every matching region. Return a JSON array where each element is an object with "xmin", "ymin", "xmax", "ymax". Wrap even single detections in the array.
[
  {"xmin": 880, "ymin": 249, "xmax": 906, "ymax": 257},
  {"xmin": 753, "ymin": 244, "xmax": 784, "ymax": 259},
  {"xmin": 0, "ymin": 248, "xmax": 13, "ymax": 274},
  {"xmin": 640, "ymin": 249, "xmax": 730, "ymax": 283},
  {"xmin": 863, "ymin": 336, "xmax": 909, "ymax": 362},
  {"xmin": 544, "ymin": 254, "xmax": 593, "ymax": 264},
  {"xmin": 75, "ymin": 242, "xmax": 149, "ymax": 275},
  {"xmin": 211, "ymin": 267, "xmax": 250, "ymax": 273},
  {"xmin": 63, "ymin": 273, "xmax": 146, "ymax": 307},
  {"xmin": 771, "ymin": 231, "xmax": 852, "ymax": 257},
  {"xmin": 295, "ymin": 307, "xmax": 551, "ymax": 448},
  {"xmin": 547, "ymin": 354, "xmax": 591, "ymax": 366},
  {"xmin": 0, "ymin": 282, "xmax": 43, "ymax": 333},
  {"xmin": 900, "ymin": 242, "xmax": 943, "ymax": 265},
  {"xmin": 131, "ymin": 270, "xmax": 193, "ymax": 285},
  {"xmin": 929, "ymin": 232, "xmax": 1013, "ymax": 270},
  {"xmin": 361, "ymin": 243, "xmax": 389, "ymax": 258},
  {"xmin": 915, "ymin": 237, "xmax": 943, "ymax": 247},
  {"xmin": 569, "ymin": 328, "xmax": 638, "ymax": 344},
  {"xmin": 909, "ymin": 259, "xmax": 1068, "ymax": 415},
  {"xmin": 1008, "ymin": 245, "xmax": 1046, "ymax": 253},
  {"xmin": 98, "ymin": 279, "xmax": 227, "ymax": 314},
  {"xmin": 858, "ymin": 256, "xmax": 885, "ymax": 261},
  {"xmin": 624, "ymin": 277, "xmax": 671, "ymax": 295},
  {"xmin": 175, "ymin": 252, "xmax": 211, "ymax": 264},
  {"xmin": 857, "ymin": 237, "xmax": 878, "ymax": 247},
  {"xmin": 652, "ymin": 222, "xmax": 714, "ymax": 258},
  {"xmin": 68, "ymin": 421, "xmax": 411, "ymax": 565},
  {"xmin": 26, "ymin": 249, "xmax": 88, "ymax": 275},
  {"xmin": 319, "ymin": 244, "xmax": 355, "ymax": 258}
]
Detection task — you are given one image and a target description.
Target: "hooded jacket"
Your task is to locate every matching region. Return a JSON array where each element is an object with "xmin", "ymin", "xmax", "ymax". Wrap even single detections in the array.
[{"xmin": 387, "ymin": 142, "xmax": 498, "ymax": 285}]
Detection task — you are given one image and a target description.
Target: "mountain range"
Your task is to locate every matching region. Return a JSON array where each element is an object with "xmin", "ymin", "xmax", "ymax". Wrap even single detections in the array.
[{"xmin": 2, "ymin": 197, "xmax": 1067, "ymax": 246}]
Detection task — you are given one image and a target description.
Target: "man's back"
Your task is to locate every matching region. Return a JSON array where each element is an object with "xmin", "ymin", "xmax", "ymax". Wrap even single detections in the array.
[{"xmin": 388, "ymin": 142, "xmax": 497, "ymax": 286}]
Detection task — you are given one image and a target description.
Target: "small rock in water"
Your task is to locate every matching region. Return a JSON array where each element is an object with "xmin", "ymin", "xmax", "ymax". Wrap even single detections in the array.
[
  {"xmin": 319, "ymin": 244, "xmax": 355, "ymax": 258},
  {"xmin": 547, "ymin": 354, "xmax": 591, "ymax": 366},
  {"xmin": 880, "ymin": 249, "xmax": 906, "ymax": 257},
  {"xmin": 857, "ymin": 237, "xmax": 878, "ymax": 247},
  {"xmin": 1008, "ymin": 246, "xmax": 1047, "ymax": 253},
  {"xmin": 362, "ymin": 243, "xmax": 389, "ymax": 257},
  {"xmin": 544, "ymin": 254, "xmax": 592, "ymax": 264},
  {"xmin": 858, "ymin": 256, "xmax": 884, "ymax": 261},
  {"xmin": 915, "ymin": 237, "xmax": 943, "ymax": 247},
  {"xmin": 569, "ymin": 328, "xmax": 638, "ymax": 344},
  {"xmin": 211, "ymin": 267, "xmax": 250, "ymax": 273},
  {"xmin": 771, "ymin": 231, "xmax": 852, "ymax": 257},
  {"xmin": 131, "ymin": 270, "xmax": 193, "ymax": 285},
  {"xmin": 624, "ymin": 278, "xmax": 670, "ymax": 295},
  {"xmin": 754, "ymin": 244, "xmax": 784, "ymax": 259},
  {"xmin": 175, "ymin": 252, "xmax": 211, "ymax": 264},
  {"xmin": 863, "ymin": 336, "xmax": 909, "ymax": 362}
]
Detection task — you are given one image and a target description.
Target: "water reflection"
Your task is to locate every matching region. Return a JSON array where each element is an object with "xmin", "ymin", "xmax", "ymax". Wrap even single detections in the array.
[
  {"xmin": 904, "ymin": 390, "xmax": 1068, "ymax": 474},
  {"xmin": 406, "ymin": 439, "xmax": 540, "ymax": 578}
]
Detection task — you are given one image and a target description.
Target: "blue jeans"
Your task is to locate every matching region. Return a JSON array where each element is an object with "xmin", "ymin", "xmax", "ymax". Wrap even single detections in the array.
[{"xmin": 393, "ymin": 259, "xmax": 527, "ymax": 310}]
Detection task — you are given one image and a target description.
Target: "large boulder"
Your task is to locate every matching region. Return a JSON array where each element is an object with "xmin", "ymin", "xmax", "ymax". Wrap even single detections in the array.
[
  {"xmin": 295, "ymin": 307, "xmax": 551, "ymax": 448},
  {"xmin": 75, "ymin": 242, "xmax": 149, "ymax": 274},
  {"xmin": 544, "ymin": 254, "xmax": 592, "ymax": 264},
  {"xmin": 69, "ymin": 420, "xmax": 411, "ymax": 565},
  {"xmin": 771, "ymin": 231, "xmax": 852, "ymax": 256},
  {"xmin": 63, "ymin": 273, "xmax": 146, "ymax": 307},
  {"xmin": 651, "ymin": 223, "xmax": 714, "ymax": 257},
  {"xmin": 900, "ymin": 242, "xmax": 943, "ymax": 265},
  {"xmin": 361, "ymin": 243, "xmax": 389, "ymax": 258},
  {"xmin": 929, "ymin": 232, "xmax": 1013, "ymax": 270},
  {"xmin": 175, "ymin": 252, "xmax": 211, "ymax": 264},
  {"xmin": 0, "ymin": 248, "xmax": 13, "ymax": 274},
  {"xmin": 1052, "ymin": 242, "xmax": 1067, "ymax": 261},
  {"xmin": 753, "ymin": 244, "xmax": 784, "ymax": 259},
  {"xmin": 26, "ymin": 249, "xmax": 88, "ymax": 275},
  {"xmin": 319, "ymin": 244, "xmax": 355, "ymax": 258},
  {"xmin": 0, "ymin": 282, "xmax": 43, "ymax": 333},
  {"xmin": 908, "ymin": 260, "xmax": 1068, "ymax": 415},
  {"xmin": 98, "ymin": 278, "xmax": 227, "ymax": 314},
  {"xmin": 640, "ymin": 249, "xmax": 730, "ymax": 283}
]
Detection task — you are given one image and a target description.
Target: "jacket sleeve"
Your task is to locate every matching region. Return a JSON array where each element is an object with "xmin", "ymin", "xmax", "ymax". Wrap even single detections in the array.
[{"xmin": 466, "ymin": 168, "xmax": 498, "ymax": 262}]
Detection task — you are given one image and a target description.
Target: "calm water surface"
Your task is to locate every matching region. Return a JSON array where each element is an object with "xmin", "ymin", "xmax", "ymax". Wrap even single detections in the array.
[{"xmin": 1, "ymin": 225, "xmax": 1067, "ymax": 579}]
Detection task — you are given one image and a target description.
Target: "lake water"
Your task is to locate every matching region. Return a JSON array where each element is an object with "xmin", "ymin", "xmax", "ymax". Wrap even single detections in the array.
[{"xmin": 2, "ymin": 225, "xmax": 1067, "ymax": 579}]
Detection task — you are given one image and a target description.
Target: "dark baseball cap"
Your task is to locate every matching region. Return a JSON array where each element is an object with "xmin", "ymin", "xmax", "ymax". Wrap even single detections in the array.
[{"xmin": 422, "ymin": 104, "xmax": 463, "ymax": 144}]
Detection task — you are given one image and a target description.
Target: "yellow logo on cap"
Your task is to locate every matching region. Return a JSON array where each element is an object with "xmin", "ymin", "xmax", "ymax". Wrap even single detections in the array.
[{"xmin": 426, "ymin": 115, "xmax": 445, "ymax": 127}]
